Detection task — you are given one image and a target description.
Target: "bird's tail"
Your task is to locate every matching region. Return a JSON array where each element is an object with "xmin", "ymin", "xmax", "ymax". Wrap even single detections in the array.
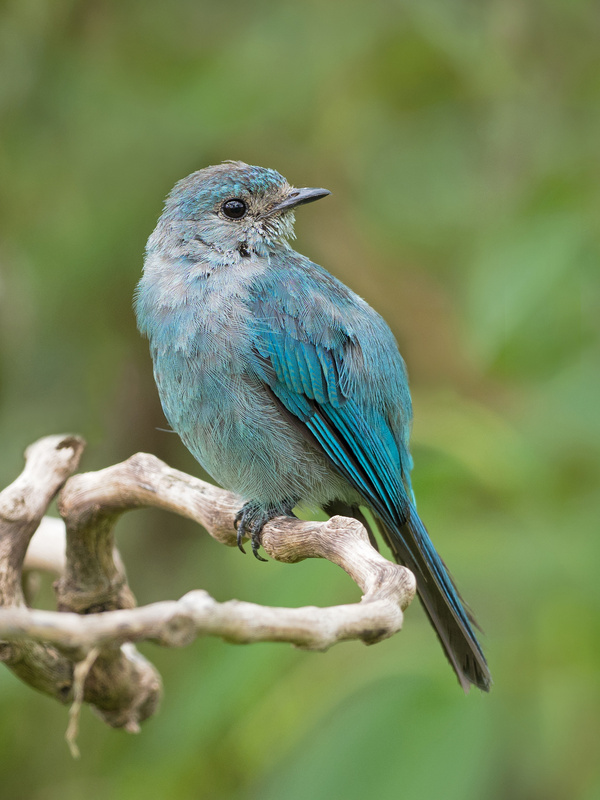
[{"xmin": 380, "ymin": 505, "xmax": 491, "ymax": 692}]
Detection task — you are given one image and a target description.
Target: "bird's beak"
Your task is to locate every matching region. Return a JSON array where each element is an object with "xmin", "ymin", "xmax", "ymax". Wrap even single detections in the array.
[{"xmin": 265, "ymin": 187, "xmax": 331, "ymax": 216}]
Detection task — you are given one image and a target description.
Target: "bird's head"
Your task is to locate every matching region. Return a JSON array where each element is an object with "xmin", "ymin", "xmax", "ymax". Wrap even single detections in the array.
[{"xmin": 153, "ymin": 161, "xmax": 330, "ymax": 258}]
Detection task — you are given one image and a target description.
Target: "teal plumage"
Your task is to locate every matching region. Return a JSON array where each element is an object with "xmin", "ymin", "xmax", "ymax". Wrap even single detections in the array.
[{"xmin": 135, "ymin": 161, "xmax": 491, "ymax": 692}]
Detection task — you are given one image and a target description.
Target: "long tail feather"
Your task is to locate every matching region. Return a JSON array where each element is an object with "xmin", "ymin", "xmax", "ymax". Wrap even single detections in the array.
[{"xmin": 379, "ymin": 506, "xmax": 491, "ymax": 692}]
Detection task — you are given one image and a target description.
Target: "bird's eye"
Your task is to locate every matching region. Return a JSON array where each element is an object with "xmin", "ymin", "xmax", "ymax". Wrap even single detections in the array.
[{"xmin": 222, "ymin": 199, "xmax": 247, "ymax": 219}]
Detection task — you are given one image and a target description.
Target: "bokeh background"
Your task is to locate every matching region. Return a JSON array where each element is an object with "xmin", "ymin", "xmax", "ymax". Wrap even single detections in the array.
[{"xmin": 1, "ymin": 1, "xmax": 599, "ymax": 798}]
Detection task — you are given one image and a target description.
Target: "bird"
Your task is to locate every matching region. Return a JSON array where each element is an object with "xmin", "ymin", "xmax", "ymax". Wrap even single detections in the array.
[{"xmin": 135, "ymin": 161, "xmax": 491, "ymax": 692}]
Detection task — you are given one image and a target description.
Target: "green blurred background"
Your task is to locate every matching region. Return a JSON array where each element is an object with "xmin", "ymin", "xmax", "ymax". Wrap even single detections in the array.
[{"xmin": 1, "ymin": 1, "xmax": 599, "ymax": 798}]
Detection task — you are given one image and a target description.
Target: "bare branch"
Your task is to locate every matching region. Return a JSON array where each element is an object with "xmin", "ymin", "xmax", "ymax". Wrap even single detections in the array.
[
  {"xmin": 66, "ymin": 647, "xmax": 100, "ymax": 759},
  {"xmin": 0, "ymin": 435, "xmax": 84, "ymax": 701},
  {"xmin": 56, "ymin": 452, "xmax": 414, "ymax": 608},
  {"xmin": 0, "ymin": 435, "xmax": 85, "ymax": 607},
  {"xmin": 25, "ymin": 516, "xmax": 67, "ymax": 576},
  {"xmin": 0, "ymin": 437, "xmax": 416, "ymax": 745},
  {"xmin": 0, "ymin": 438, "xmax": 162, "ymax": 732},
  {"xmin": 0, "ymin": 572, "xmax": 411, "ymax": 655}
]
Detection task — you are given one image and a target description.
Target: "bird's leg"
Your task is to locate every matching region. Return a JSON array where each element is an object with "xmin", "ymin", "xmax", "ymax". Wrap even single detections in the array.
[{"xmin": 234, "ymin": 499, "xmax": 297, "ymax": 561}]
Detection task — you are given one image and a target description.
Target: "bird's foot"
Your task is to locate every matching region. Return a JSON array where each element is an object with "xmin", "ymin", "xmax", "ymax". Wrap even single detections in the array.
[{"xmin": 234, "ymin": 500, "xmax": 297, "ymax": 561}]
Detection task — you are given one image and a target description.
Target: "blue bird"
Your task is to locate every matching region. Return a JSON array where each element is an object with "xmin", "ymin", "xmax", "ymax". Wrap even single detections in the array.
[{"xmin": 135, "ymin": 161, "xmax": 491, "ymax": 692}]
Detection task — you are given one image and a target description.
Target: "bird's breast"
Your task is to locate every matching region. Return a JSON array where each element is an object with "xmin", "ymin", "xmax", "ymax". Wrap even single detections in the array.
[{"xmin": 140, "ymin": 251, "xmax": 270, "ymax": 359}]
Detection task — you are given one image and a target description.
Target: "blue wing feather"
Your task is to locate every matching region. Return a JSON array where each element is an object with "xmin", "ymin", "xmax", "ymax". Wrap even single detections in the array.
[{"xmin": 248, "ymin": 264, "xmax": 490, "ymax": 691}]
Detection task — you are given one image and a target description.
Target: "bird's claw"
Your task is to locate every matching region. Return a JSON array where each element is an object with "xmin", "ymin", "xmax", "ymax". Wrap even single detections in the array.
[
  {"xmin": 233, "ymin": 500, "xmax": 296, "ymax": 561},
  {"xmin": 250, "ymin": 531, "xmax": 268, "ymax": 562},
  {"xmin": 234, "ymin": 508, "xmax": 247, "ymax": 554}
]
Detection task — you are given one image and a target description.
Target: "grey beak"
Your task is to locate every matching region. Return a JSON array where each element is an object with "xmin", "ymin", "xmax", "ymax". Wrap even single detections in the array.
[{"xmin": 266, "ymin": 187, "xmax": 331, "ymax": 215}]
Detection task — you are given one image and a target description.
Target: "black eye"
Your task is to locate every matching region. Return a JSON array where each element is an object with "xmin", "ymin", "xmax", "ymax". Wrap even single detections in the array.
[{"xmin": 222, "ymin": 198, "xmax": 247, "ymax": 219}]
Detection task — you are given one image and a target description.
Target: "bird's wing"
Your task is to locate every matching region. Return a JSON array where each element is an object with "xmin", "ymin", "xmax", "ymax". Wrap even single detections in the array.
[
  {"xmin": 248, "ymin": 287, "xmax": 491, "ymax": 692},
  {"xmin": 248, "ymin": 293, "xmax": 413, "ymax": 539}
]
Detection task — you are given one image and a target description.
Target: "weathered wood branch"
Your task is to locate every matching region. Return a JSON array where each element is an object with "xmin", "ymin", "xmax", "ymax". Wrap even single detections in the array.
[
  {"xmin": 0, "ymin": 435, "xmax": 416, "ymax": 749},
  {"xmin": 0, "ymin": 436, "xmax": 84, "ymax": 702}
]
